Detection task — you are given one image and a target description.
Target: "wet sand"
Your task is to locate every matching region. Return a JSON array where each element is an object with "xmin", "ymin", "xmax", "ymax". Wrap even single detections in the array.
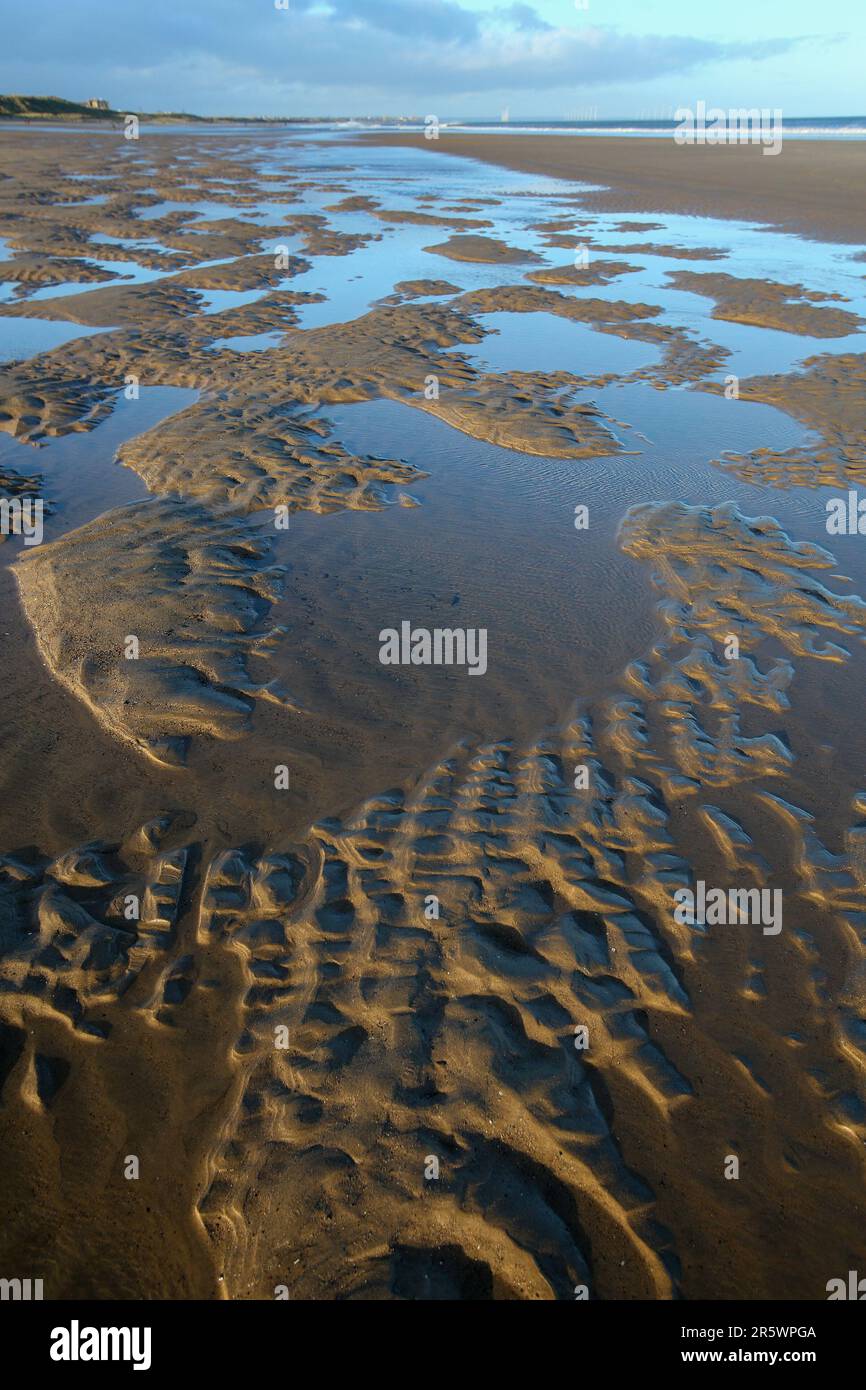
[
  {"xmin": 1, "ymin": 127, "xmax": 866, "ymax": 1302},
  {"xmin": 363, "ymin": 134, "xmax": 866, "ymax": 245}
]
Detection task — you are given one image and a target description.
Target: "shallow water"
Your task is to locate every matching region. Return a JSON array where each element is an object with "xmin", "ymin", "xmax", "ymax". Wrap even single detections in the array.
[
  {"xmin": 206, "ymin": 330, "xmax": 284, "ymax": 352},
  {"xmin": 453, "ymin": 310, "xmax": 662, "ymax": 376},
  {"xmin": 0, "ymin": 386, "xmax": 197, "ymax": 541},
  {"xmin": 0, "ymin": 315, "xmax": 111, "ymax": 362}
]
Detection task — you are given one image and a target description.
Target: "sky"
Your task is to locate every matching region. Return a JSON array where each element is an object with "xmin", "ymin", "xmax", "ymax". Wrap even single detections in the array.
[{"xmin": 0, "ymin": 0, "xmax": 863, "ymax": 119}]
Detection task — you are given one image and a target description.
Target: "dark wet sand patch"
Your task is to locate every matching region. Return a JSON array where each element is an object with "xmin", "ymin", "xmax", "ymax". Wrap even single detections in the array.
[{"xmin": 423, "ymin": 233, "xmax": 542, "ymax": 264}]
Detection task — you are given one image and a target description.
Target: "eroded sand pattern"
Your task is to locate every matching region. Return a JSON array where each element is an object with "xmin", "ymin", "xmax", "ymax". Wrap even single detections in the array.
[
  {"xmin": 1, "ymin": 124, "xmax": 866, "ymax": 1304},
  {"xmin": 15, "ymin": 497, "xmax": 295, "ymax": 766}
]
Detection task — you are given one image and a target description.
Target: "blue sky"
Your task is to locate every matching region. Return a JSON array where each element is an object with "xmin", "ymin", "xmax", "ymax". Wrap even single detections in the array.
[{"xmin": 1, "ymin": 0, "xmax": 862, "ymax": 118}]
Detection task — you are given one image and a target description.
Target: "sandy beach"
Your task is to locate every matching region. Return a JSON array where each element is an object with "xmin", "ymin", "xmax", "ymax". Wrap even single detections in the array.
[
  {"xmin": 364, "ymin": 133, "xmax": 866, "ymax": 244},
  {"xmin": 0, "ymin": 120, "xmax": 865, "ymax": 1306}
]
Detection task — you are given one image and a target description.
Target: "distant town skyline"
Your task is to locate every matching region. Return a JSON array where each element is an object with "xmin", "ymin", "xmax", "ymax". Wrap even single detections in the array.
[{"xmin": 1, "ymin": 0, "xmax": 863, "ymax": 119}]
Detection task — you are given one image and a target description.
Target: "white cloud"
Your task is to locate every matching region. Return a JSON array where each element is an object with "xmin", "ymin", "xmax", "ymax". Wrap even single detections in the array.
[{"xmin": 0, "ymin": 0, "xmax": 810, "ymax": 113}]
